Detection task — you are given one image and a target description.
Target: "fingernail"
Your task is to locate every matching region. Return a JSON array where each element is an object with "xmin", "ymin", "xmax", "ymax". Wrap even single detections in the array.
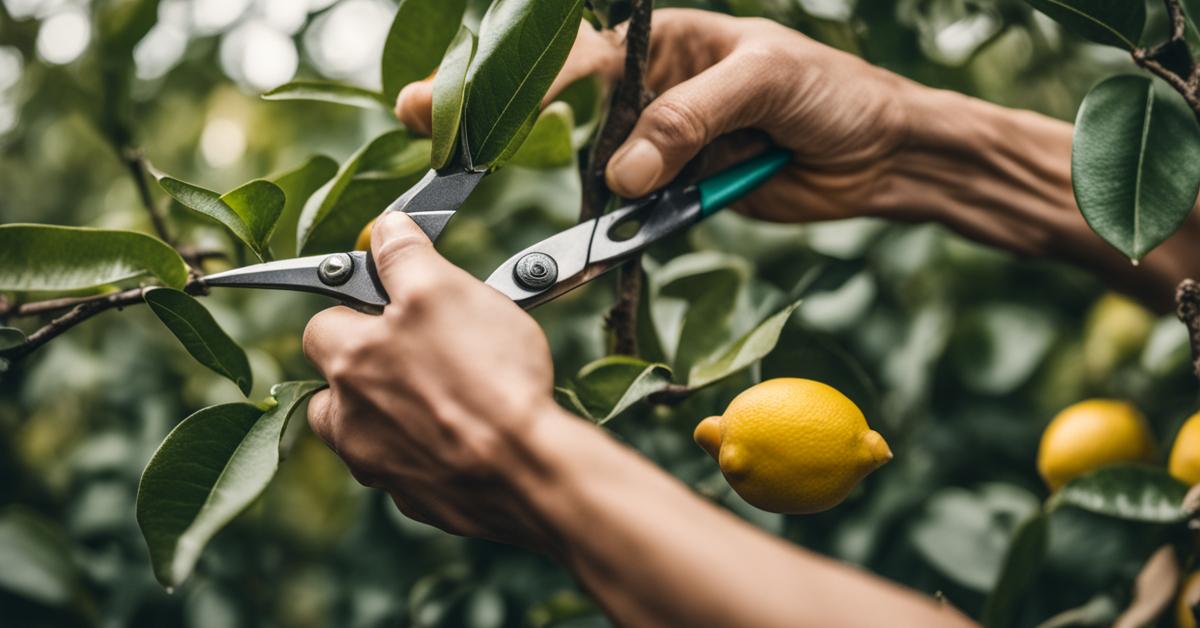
[{"xmin": 607, "ymin": 139, "xmax": 663, "ymax": 197}]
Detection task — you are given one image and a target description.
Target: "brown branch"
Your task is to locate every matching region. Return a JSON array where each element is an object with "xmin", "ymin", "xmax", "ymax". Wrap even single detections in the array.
[
  {"xmin": 646, "ymin": 383, "xmax": 692, "ymax": 405},
  {"xmin": 1133, "ymin": 0, "xmax": 1200, "ymax": 124},
  {"xmin": 121, "ymin": 147, "xmax": 175, "ymax": 246},
  {"xmin": 1178, "ymin": 279, "xmax": 1200, "ymax": 380}
]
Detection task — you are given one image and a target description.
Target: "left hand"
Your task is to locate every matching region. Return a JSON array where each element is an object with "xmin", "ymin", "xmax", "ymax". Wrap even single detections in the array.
[{"xmin": 301, "ymin": 212, "xmax": 564, "ymax": 548}]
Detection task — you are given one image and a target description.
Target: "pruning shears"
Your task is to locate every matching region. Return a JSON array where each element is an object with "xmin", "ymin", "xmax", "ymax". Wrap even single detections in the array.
[{"xmin": 202, "ymin": 148, "xmax": 792, "ymax": 313}]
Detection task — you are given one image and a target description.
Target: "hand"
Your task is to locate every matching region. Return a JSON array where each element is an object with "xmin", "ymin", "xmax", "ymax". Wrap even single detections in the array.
[
  {"xmin": 396, "ymin": 9, "xmax": 918, "ymax": 222},
  {"xmin": 302, "ymin": 212, "xmax": 560, "ymax": 548}
]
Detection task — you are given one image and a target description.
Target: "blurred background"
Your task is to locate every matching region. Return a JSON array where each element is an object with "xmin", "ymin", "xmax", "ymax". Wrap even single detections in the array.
[{"xmin": 1, "ymin": 0, "xmax": 1198, "ymax": 626}]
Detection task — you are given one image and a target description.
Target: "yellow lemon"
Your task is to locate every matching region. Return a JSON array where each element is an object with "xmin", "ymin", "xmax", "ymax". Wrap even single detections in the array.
[
  {"xmin": 355, "ymin": 219, "xmax": 376, "ymax": 251},
  {"xmin": 1169, "ymin": 412, "xmax": 1200, "ymax": 485},
  {"xmin": 1178, "ymin": 571, "xmax": 1200, "ymax": 628},
  {"xmin": 693, "ymin": 378, "xmax": 892, "ymax": 514},
  {"xmin": 1036, "ymin": 399, "xmax": 1155, "ymax": 491}
]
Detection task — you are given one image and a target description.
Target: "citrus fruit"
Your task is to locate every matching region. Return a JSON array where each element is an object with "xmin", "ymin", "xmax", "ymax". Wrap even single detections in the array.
[
  {"xmin": 1169, "ymin": 412, "xmax": 1200, "ymax": 485},
  {"xmin": 693, "ymin": 378, "xmax": 892, "ymax": 514},
  {"xmin": 1036, "ymin": 399, "xmax": 1155, "ymax": 491},
  {"xmin": 355, "ymin": 219, "xmax": 375, "ymax": 251}
]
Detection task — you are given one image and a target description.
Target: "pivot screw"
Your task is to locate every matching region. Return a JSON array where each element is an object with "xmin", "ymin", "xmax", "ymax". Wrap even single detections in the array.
[
  {"xmin": 318, "ymin": 253, "xmax": 354, "ymax": 286},
  {"xmin": 514, "ymin": 252, "xmax": 558, "ymax": 291}
]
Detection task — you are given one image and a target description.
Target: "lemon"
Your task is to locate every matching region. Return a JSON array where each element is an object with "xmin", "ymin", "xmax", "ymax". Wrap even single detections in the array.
[
  {"xmin": 1169, "ymin": 412, "xmax": 1200, "ymax": 485},
  {"xmin": 693, "ymin": 378, "xmax": 892, "ymax": 514},
  {"xmin": 1082, "ymin": 293, "xmax": 1153, "ymax": 382},
  {"xmin": 1178, "ymin": 571, "xmax": 1200, "ymax": 628},
  {"xmin": 355, "ymin": 219, "xmax": 375, "ymax": 251},
  {"xmin": 1036, "ymin": 399, "xmax": 1155, "ymax": 491}
]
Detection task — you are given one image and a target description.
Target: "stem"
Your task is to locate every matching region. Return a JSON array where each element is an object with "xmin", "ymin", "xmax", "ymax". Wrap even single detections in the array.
[
  {"xmin": 1177, "ymin": 279, "xmax": 1200, "ymax": 380},
  {"xmin": 1133, "ymin": 0, "xmax": 1200, "ymax": 125},
  {"xmin": 121, "ymin": 147, "xmax": 175, "ymax": 246}
]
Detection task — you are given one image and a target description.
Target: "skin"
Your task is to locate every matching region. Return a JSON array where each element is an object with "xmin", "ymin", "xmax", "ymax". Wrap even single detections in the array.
[{"xmin": 304, "ymin": 9, "xmax": 1200, "ymax": 627}]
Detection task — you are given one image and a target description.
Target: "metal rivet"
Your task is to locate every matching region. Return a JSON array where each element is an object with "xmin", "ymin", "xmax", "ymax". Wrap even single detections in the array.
[
  {"xmin": 514, "ymin": 252, "xmax": 558, "ymax": 291},
  {"xmin": 318, "ymin": 253, "xmax": 354, "ymax": 286}
]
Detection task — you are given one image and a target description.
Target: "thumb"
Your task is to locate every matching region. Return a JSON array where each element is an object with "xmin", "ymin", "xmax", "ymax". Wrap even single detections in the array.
[
  {"xmin": 370, "ymin": 211, "xmax": 438, "ymax": 292},
  {"xmin": 605, "ymin": 54, "xmax": 772, "ymax": 198}
]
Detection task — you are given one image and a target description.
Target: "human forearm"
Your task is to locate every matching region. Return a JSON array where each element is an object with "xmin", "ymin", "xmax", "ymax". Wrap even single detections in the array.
[{"xmin": 517, "ymin": 408, "xmax": 973, "ymax": 627}]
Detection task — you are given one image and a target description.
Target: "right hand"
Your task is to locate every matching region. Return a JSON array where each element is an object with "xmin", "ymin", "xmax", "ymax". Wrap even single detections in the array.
[{"xmin": 396, "ymin": 8, "xmax": 922, "ymax": 223}]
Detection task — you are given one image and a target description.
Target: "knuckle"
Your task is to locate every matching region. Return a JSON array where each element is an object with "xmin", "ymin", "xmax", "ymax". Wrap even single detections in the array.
[
  {"xmin": 373, "ymin": 233, "xmax": 431, "ymax": 271},
  {"xmin": 648, "ymin": 98, "xmax": 708, "ymax": 146}
]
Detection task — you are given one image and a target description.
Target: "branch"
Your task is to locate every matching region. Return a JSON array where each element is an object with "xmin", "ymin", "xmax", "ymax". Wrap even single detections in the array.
[
  {"xmin": 1133, "ymin": 0, "xmax": 1200, "ymax": 124},
  {"xmin": 121, "ymin": 147, "xmax": 175, "ymax": 246},
  {"xmin": 1177, "ymin": 279, "xmax": 1200, "ymax": 380}
]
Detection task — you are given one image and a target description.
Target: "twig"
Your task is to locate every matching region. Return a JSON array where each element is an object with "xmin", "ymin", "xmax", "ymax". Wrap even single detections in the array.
[
  {"xmin": 1177, "ymin": 279, "xmax": 1200, "ymax": 380},
  {"xmin": 1133, "ymin": 0, "xmax": 1200, "ymax": 124},
  {"xmin": 121, "ymin": 147, "xmax": 175, "ymax": 246},
  {"xmin": 646, "ymin": 383, "xmax": 692, "ymax": 405}
]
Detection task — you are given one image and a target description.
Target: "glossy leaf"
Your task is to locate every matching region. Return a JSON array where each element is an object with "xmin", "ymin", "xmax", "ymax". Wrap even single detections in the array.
[
  {"xmin": 0, "ymin": 224, "xmax": 188, "ymax": 291},
  {"xmin": 508, "ymin": 102, "xmax": 575, "ymax": 169},
  {"xmin": 269, "ymin": 155, "xmax": 339, "ymax": 258},
  {"xmin": 381, "ymin": 0, "xmax": 467, "ymax": 102},
  {"xmin": 1072, "ymin": 75, "xmax": 1200, "ymax": 260},
  {"xmin": 463, "ymin": 0, "xmax": 585, "ymax": 167},
  {"xmin": 297, "ymin": 130, "xmax": 431, "ymax": 254},
  {"xmin": 0, "ymin": 327, "xmax": 26, "ymax": 350},
  {"xmin": 1025, "ymin": 0, "xmax": 1144, "ymax": 49},
  {"xmin": 137, "ymin": 381, "xmax": 325, "ymax": 588},
  {"xmin": 688, "ymin": 300, "xmax": 802, "ymax": 389},
  {"xmin": 0, "ymin": 508, "xmax": 78, "ymax": 605},
  {"xmin": 159, "ymin": 176, "xmax": 285, "ymax": 259},
  {"xmin": 558, "ymin": 356, "xmax": 673, "ymax": 423},
  {"xmin": 262, "ymin": 81, "xmax": 390, "ymax": 110},
  {"xmin": 431, "ymin": 25, "xmax": 477, "ymax": 169},
  {"xmin": 981, "ymin": 514, "xmax": 1048, "ymax": 628},
  {"xmin": 1047, "ymin": 465, "xmax": 1190, "ymax": 523},
  {"xmin": 144, "ymin": 288, "xmax": 252, "ymax": 395}
]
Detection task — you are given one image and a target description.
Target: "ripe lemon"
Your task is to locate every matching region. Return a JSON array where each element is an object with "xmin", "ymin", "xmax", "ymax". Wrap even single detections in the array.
[
  {"xmin": 355, "ymin": 219, "xmax": 375, "ymax": 251},
  {"xmin": 1178, "ymin": 571, "xmax": 1200, "ymax": 628},
  {"xmin": 1169, "ymin": 412, "xmax": 1200, "ymax": 485},
  {"xmin": 693, "ymin": 378, "xmax": 892, "ymax": 514},
  {"xmin": 1036, "ymin": 399, "xmax": 1155, "ymax": 491}
]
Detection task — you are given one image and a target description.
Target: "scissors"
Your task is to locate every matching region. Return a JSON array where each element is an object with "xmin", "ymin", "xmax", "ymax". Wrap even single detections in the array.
[{"xmin": 202, "ymin": 148, "xmax": 792, "ymax": 313}]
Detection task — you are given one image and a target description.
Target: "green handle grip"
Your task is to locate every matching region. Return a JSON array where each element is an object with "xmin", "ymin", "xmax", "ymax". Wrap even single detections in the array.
[{"xmin": 696, "ymin": 148, "xmax": 792, "ymax": 217}]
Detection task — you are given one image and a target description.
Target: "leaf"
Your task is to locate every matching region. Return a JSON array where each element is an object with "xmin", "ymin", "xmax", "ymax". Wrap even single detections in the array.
[
  {"xmin": 655, "ymin": 251, "xmax": 751, "ymax": 375},
  {"xmin": 297, "ymin": 130, "xmax": 431, "ymax": 255},
  {"xmin": 269, "ymin": 155, "xmax": 339, "ymax": 258},
  {"xmin": 1025, "ymin": 0, "xmax": 1145, "ymax": 50},
  {"xmin": 462, "ymin": 0, "xmax": 585, "ymax": 168},
  {"xmin": 0, "ymin": 224, "xmax": 188, "ymax": 291},
  {"xmin": 507, "ymin": 102, "xmax": 576, "ymax": 169},
  {"xmin": 381, "ymin": 0, "xmax": 467, "ymax": 102},
  {"xmin": 688, "ymin": 300, "xmax": 802, "ymax": 389},
  {"xmin": 144, "ymin": 288, "xmax": 253, "ymax": 395},
  {"xmin": 981, "ymin": 514, "xmax": 1048, "ymax": 628},
  {"xmin": 1047, "ymin": 465, "xmax": 1190, "ymax": 523},
  {"xmin": 951, "ymin": 304, "xmax": 1056, "ymax": 395},
  {"xmin": 1036, "ymin": 595, "xmax": 1120, "ymax": 628},
  {"xmin": 159, "ymin": 176, "xmax": 285, "ymax": 259},
  {"xmin": 262, "ymin": 81, "xmax": 391, "ymax": 110},
  {"xmin": 431, "ymin": 25, "xmax": 477, "ymax": 169},
  {"xmin": 137, "ymin": 381, "xmax": 325, "ymax": 588},
  {"xmin": 0, "ymin": 327, "xmax": 26, "ymax": 350},
  {"xmin": 0, "ymin": 508, "xmax": 78, "ymax": 606},
  {"xmin": 555, "ymin": 73, "xmax": 605, "ymax": 147},
  {"xmin": 1072, "ymin": 75, "xmax": 1200, "ymax": 261},
  {"xmin": 559, "ymin": 356, "xmax": 673, "ymax": 423}
]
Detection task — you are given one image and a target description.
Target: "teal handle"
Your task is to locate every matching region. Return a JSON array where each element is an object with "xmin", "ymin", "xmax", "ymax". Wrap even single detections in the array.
[{"xmin": 696, "ymin": 148, "xmax": 791, "ymax": 217}]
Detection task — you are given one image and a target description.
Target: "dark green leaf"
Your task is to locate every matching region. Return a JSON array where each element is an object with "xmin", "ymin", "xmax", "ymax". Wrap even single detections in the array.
[
  {"xmin": 981, "ymin": 514, "xmax": 1048, "ymax": 628},
  {"xmin": 269, "ymin": 155, "xmax": 339, "ymax": 258},
  {"xmin": 0, "ymin": 508, "xmax": 78, "ymax": 606},
  {"xmin": 562, "ymin": 356, "xmax": 673, "ymax": 423},
  {"xmin": 688, "ymin": 300, "xmax": 802, "ymax": 389},
  {"xmin": 158, "ymin": 176, "xmax": 285, "ymax": 259},
  {"xmin": 1073, "ymin": 75, "xmax": 1200, "ymax": 260},
  {"xmin": 0, "ymin": 224, "xmax": 188, "ymax": 291},
  {"xmin": 137, "ymin": 381, "xmax": 325, "ymax": 588},
  {"xmin": 96, "ymin": 0, "xmax": 160, "ymax": 55},
  {"xmin": 1025, "ymin": 0, "xmax": 1144, "ymax": 49},
  {"xmin": 463, "ymin": 0, "xmax": 585, "ymax": 167},
  {"xmin": 431, "ymin": 25, "xmax": 477, "ymax": 169},
  {"xmin": 262, "ymin": 81, "xmax": 391, "ymax": 110},
  {"xmin": 655, "ymin": 252, "xmax": 752, "ymax": 376},
  {"xmin": 1047, "ymin": 465, "xmax": 1190, "ymax": 523},
  {"xmin": 381, "ymin": 0, "xmax": 467, "ymax": 102},
  {"xmin": 507, "ymin": 102, "xmax": 575, "ymax": 169},
  {"xmin": 555, "ymin": 73, "xmax": 605, "ymax": 147},
  {"xmin": 1036, "ymin": 595, "xmax": 1120, "ymax": 628},
  {"xmin": 0, "ymin": 327, "xmax": 26, "ymax": 350},
  {"xmin": 144, "ymin": 288, "xmax": 253, "ymax": 395},
  {"xmin": 297, "ymin": 130, "xmax": 431, "ymax": 254}
]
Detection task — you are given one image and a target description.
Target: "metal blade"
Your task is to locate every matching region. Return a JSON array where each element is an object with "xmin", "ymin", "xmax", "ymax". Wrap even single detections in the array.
[
  {"xmin": 484, "ymin": 220, "xmax": 598, "ymax": 309},
  {"xmin": 202, "ymin": 252, "xmax": 389, "ymax": 314},
  {"xmin": 385, "ymin": 168, "xmax": 486, "ymax": 241}
]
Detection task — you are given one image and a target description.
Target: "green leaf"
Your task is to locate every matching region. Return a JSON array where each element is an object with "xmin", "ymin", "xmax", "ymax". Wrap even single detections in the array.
[
  {"xmin": 137, "ymin": 381, "xmax": 325, "ymax": 588},
  {"xmin": 0, "ymin": 508, "xmax": 78, "ymax": 606},
  {"xmin": 507, "ymin": 102, "xmax": 575, "ymax": 169},
  {"xmin": 431, "ymin": 25, "xmax": 477, "ymax": 169},
  {"xmin": 555, "ymin": 73, "xmax": 605, "ymax": 147},
  {"xmin": 144, "ymin": 288, "xmax": 253, "ymax": 396},
  {"xmin": 269, "ymin": 155, "xmax": 339, "ymax": 258},
  {"xmin": 981, "ymin": 514, "xmax": 1048, "ymax": 628},
  {"xmin": 0, "ymin": 327, "xmax": 26, "ymax": 350},
  {"xmin": 1025, "ymin": 0, "xmax": 1145, "ymax": 49},
  {"xmin": 463, "ymin": 0, "xmax": 585, "ymax": 168},
  {"xmin": 1072, "ymin": 75, "xmax": 1200, "ymax": 260},
  {"xmin": 654, "ymin": 251, "xmax": 752, "ymax": 375},
  {"xmin": 381, "ymin": 0, "xmax": 467, "ymax": 102},
  {"xmin": 1047, "ymin": 465, "xmax": 1190, "ymax": 523},
  {"xmin": 688, "ymin": 300, "xmax": 802, "ymax": 389},
  {"xmin": 262, "ymin": 81, "xmax": 391, "ymax": 110},
  {"xmin": 297, "ymin": 130, "xmax": 431, "ymax": 255},
  {"xmin": 159, "ymin": 176, "xmax": 285, "ymax": 259},
  {"xmin": 560, "ymin": 356, "xmax": 673, "ymax": 423},
  {"xmin": 0, "ymin": 224, "xmax": 188, "ymax": 292}
]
